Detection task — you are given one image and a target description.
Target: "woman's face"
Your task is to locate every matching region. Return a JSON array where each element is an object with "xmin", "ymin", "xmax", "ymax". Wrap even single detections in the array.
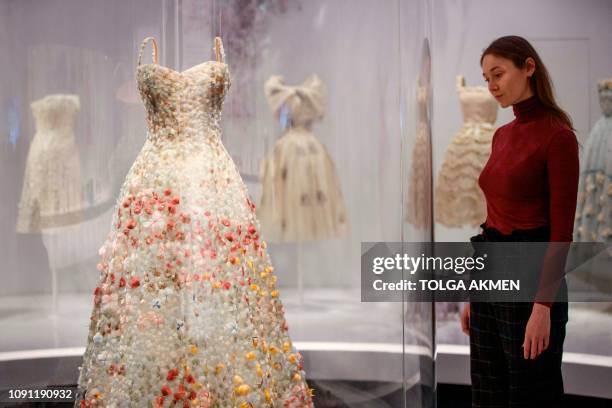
[{"xmin": 482, "ymin": 54, "xmax": 535, "ymax": 108}]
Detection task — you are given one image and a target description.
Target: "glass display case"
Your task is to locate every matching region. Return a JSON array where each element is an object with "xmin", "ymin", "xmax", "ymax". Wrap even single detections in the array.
[
  {"xmin": 0, "ymin": 0, "xmax": 435, "ymax": 406},
  {"xmin": 1, "ymin": 0, "xmax": 610, "ymax": 406},
  {"xmin": 430, "ymin": 0, "xmax": 612, "ymax": 401}
]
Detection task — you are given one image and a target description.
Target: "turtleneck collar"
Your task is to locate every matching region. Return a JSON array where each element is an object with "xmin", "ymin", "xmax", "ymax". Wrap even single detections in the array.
[{"xmin": 512, "ymin": 96, "xmax": 546, "ymax": 122}]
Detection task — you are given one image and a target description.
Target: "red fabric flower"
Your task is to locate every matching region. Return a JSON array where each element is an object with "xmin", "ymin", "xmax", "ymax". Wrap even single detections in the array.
[
  {"xmin": 167, "ymin": 368, "xmax": 179, "ymax": 381},
  {"xmin": 174, "ymin": 384, "xmax": 186, "ymax": 400}
]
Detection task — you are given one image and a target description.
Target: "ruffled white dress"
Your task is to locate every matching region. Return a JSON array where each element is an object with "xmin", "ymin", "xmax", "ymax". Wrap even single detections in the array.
[{"xmin": 435, "ymin": 76, "xmax": 498, "ymax": 228}]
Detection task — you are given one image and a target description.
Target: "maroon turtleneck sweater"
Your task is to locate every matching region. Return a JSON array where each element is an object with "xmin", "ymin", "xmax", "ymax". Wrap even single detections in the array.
[{"xmin": 479, "ymin": 96, "xmax": 579, "ymax": 307}]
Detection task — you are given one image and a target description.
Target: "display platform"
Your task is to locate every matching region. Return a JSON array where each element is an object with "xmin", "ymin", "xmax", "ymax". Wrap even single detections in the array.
[
  {"xmin": 0, "ymin": 290, "xmax": 429, "ymax": 389},
  {"xmin": 1, "ymin": 289, "xmax": 611, "ymax": 400}
]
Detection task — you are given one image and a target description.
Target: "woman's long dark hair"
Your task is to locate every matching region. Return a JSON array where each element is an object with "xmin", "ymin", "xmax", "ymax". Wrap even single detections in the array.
[{"xmin": 481, "ymin": 36, "xmax": 574, "ymax": 130}]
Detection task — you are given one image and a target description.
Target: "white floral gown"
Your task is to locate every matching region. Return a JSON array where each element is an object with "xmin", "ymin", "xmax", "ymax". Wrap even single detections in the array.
[{"xmin": 76, "ymin": 37, "xmax": 313, "ymax": 408}]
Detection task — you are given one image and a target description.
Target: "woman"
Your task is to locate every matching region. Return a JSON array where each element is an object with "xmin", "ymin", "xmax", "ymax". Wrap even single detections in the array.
[{"xmin": 459, "ymin": 36, "xmax": 579, "ymax": 407}]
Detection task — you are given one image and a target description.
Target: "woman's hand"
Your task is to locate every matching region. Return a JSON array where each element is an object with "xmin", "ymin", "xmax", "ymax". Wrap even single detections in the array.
[
  {"xmin": 523, "ymin": 303, "xmax": 551, "ymax": 359},
  {"xmin": 460, "ymin": 302, "xmax": 470, "ymax": 335}
]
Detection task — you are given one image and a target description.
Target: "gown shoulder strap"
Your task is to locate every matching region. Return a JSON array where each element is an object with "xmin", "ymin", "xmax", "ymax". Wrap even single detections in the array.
[
  {"xmin": 214, "ymin": 37, "xmax": 225, "ymax": 63},
  {"xmin": 138, "ymin": 37, "xmax": 159, "ymax": 66}
]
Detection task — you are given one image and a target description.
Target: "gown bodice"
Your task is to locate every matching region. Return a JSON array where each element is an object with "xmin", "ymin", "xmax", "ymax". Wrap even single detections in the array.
[
  {"xmin": 31, "ymin": 94, "xmax": 80, "ymax": 135},
  {"xmin": 456, "ymin": 75, "xmax": 497, "ymax": 125},
  {"xmin": 127, "ymin": 38, "xmax": 247, "ymax": 224},
  {"xmin": 264, "ymin": 75, "xmax": 326, "ymax": 130},
  {"xmin": 136, "ymin": 37, "xmax": 230, "ymax": 144}
]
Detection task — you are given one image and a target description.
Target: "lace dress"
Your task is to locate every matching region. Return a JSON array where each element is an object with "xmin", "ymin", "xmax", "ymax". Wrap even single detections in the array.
[
  {"xmin": 435, "ymin": 75, "xmax": 497, "ymax": 228},
  {"xmin": 17, "ymin": 94, "xmax": 84, "ymax": 232},
  {"xmin": 76, "ymin": 37, "xmax": 313, "ymax": 408}
]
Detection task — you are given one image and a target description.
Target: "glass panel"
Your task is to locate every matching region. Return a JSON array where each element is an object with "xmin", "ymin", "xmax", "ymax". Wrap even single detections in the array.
[
  {"xmin": 401, "ymin": 0, "xmax": 435, "ymax": 406},
  {"xmin": 180, "ymin": 0, "xmax": 434, "ymax": 406},
  {"xmin": 1, "ymin": 1, "xmax": 437, "ymax": 406},
  {"xmin": 0, "ymin": 0, "xmax": 177, "ymax": 394},
  {"xmin": 431, "ymin": 0, "xmax": 612, "ymax": 402}
]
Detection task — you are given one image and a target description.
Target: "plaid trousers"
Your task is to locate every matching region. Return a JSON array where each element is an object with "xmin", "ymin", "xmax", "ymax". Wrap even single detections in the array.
[
  {"xmin": 470, "ymin": 302, "xmax": 567, "ymax": 408},
  {"xmin": 469, "ymin": 225, "xmax": 568, "ymax": 407}
]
